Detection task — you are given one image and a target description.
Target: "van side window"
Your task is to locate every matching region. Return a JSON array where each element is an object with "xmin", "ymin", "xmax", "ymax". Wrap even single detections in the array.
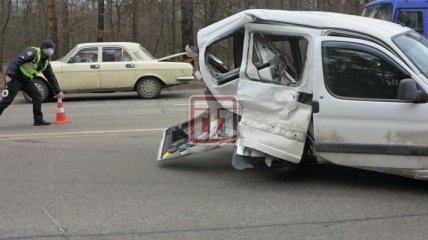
[
  {"xmin": 322, "ymin": 43, "xmax": 409, "ymax": 100},
  {"xmin": 246, "ymin": 33, "xmax": 308, "ymax": 86},
  {"xmin": 205, "ymin": 28, "xmax": 245, "ymax": 85},
  {"xmin": 397, "ymin": 11, "xmax": 424, "ymax": 35}
]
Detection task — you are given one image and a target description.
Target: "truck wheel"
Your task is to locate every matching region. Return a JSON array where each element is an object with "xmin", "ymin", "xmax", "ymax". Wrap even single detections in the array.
[
  {"xmin": 23, "ymin": 78, "xmax": 51, "ymax": 103},
  {"xmin": 136, "ymin": 78, "xmax": 162, "ymax": 99}
]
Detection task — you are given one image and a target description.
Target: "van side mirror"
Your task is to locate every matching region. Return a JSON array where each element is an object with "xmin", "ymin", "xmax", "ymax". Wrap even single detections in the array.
[{"xmin": 397, "ymin": 78, "xmax": 428, "ymax": 103}]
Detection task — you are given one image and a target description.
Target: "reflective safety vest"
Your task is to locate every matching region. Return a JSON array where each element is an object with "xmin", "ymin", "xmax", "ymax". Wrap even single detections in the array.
[{"xmin": 19, "ymin": 47, "xmax": 49, "ymax": 80}]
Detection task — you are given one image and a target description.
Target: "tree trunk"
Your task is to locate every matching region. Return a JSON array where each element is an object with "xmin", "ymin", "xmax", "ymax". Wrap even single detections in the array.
[
  {"xmin": 47, "ymin": 0, "xmax": 59, "ymax": 57},
  {"xmin": 0, "ymin": 0, "xmax": 11, "ymax": 73},
  {"xmin": 132, "ymin": 0, "xmax": 138, "ymax": 42},
  {"xmin": 290, "ymin": 0, "xmax": 297, "ymax": 10},
  {"xmin": 342, "ymin": 0, "xmax": 349, "ymax": 13},
  {"xmin": 107, "ymin": 0, "xmax": 114, "ymax": 40},
  {"xmin": 181, "ymin": 0, "xmax": 194, "ymax": 48},
  {"xmin": 97, "ymin": 0, "xmax": 105, "ymax": 42},
  {"xmin": 114, "ymin": 1, "xmax": 125, "ymax": 41},
  {"xmin": 62, "ymin": 0, "xmax": 70, "ymax": 53},
  {"xmin": 171, "ymin": 0, "xmax": 176, "ymax": 52}
]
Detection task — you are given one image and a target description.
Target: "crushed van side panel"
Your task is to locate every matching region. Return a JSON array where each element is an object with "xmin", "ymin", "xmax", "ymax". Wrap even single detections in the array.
[{"xmin": 236, "ymin": 80, "xmax": 312, "ymax": 163}]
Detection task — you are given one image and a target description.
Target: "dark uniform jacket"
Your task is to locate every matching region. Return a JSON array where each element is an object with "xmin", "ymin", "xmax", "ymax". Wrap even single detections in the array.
[{"xmin": 6, "ymin": 47, "xmax": 61, "ymax": 94}]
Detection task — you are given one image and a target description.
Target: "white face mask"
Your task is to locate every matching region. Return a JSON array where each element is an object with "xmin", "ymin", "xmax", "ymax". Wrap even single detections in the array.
[{"xmin": 45, "ymin": 49, "xmax": 54, "ymax": 57}]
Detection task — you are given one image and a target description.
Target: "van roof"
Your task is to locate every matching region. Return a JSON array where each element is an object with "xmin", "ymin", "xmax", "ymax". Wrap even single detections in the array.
[{"xmin": 198, "ymin": 10, "xmax": 409, "ymax": 47}]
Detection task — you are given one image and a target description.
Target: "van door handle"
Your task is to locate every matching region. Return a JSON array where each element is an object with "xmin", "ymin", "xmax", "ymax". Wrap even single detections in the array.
[
  {"xmin": 90, "ymin": 64, "xmax": 100, "ymax": 69},
  {"xmin": 312, "ymin": 101, "xmax": 320, "ymax": 113},
  {"xmin": 126, "ymin": 63, "xmax": 135, "ymax": 68}
]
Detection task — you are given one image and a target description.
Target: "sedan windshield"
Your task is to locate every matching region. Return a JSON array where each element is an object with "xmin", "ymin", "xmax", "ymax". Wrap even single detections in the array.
[{"xmin": 394, "ymin": 31, "xmax": 428, "ymax": 78}]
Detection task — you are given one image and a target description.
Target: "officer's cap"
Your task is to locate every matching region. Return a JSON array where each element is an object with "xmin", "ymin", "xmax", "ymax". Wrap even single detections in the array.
[{"xmin": 40, "ymin": 39, "xmax": 55, "ymax": 49}]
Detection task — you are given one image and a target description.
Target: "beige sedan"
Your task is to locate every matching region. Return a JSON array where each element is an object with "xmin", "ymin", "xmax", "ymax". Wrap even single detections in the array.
[{"xmin": 25, "ymin": 42, "xmax": 194, "ymax": 102}]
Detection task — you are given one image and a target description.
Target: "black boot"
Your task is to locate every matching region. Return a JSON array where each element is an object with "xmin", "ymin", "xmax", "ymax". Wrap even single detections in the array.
[{"xmin": 34, "ymin": 119, "xmax": 51, "ymax": 126}]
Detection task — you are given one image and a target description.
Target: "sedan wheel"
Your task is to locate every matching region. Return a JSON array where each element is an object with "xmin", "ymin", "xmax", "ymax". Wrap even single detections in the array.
[
  {"xmin": 136, "ymin": 78, "xmax": 162, "ymax": 99},
  {"xmin": 23, "ymin": 78, "xmax": 51, "ymax": 103}
]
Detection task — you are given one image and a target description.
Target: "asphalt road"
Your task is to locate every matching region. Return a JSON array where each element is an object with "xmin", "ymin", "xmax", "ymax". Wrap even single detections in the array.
[{"xmin": 1, "ymin": 89, "xmax": 428, "ymax": 240}]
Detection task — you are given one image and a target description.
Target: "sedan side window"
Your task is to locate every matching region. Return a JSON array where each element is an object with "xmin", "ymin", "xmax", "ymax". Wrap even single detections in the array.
[
  {"xmin": 102, "ymin": 47, "xmax": 132, "ymax": 62},
  {"xmin": 322, "ymin": 42, "xmax": 410, "ymax": 100},
  {"xmin": 69, "ymin": 48, "xmax": 98, "ymax": 63}
]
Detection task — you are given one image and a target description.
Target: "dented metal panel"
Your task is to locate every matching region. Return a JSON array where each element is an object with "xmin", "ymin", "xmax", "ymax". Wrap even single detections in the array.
[{"xmin": 236, "ymin": 80, "xmax": 312, "ymax": 163}]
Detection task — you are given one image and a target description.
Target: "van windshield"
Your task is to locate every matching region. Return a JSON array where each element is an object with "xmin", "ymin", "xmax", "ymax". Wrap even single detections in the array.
[
  {"xmin": 394, "ymin": 31, "xmax": 428, "ymax": 77},
  {"xmin": 362, "ymin": 3, "xmax": 393, "ymax": 21}
]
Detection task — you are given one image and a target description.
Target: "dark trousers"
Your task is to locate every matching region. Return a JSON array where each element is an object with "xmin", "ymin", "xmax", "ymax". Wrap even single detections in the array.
[{"xmin": 0, "ymin": 74, "xmax": 43, "ymax": 122}]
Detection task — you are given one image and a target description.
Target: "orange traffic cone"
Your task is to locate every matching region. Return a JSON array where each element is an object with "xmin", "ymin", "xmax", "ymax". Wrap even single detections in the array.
[{"xmin": 53, "ymin": 98, "xmax": 71, "ymax": 124}]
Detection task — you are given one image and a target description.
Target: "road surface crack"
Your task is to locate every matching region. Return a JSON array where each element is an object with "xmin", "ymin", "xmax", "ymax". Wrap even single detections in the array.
[{"xmin": 40, "ymin": 206, "xmax": 71, "ymax": 240}]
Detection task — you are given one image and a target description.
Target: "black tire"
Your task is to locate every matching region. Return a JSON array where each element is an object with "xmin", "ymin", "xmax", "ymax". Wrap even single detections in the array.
[
  {"xmin": 136, "ymin": 78, "xmax": 162, "ymax": 99},
  {"xmin": 300, "ymin": 120, "xmax": 317, "ymax": 167},
  {"xmin": 23, "ymin": 78, "xmax": 51, "ymax": 103}
]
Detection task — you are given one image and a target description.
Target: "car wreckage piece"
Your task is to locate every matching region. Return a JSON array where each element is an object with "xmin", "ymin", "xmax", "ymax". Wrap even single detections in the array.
[{"xmin": 158, "ymin": 10, "xmax": 428, "ymax": 180}]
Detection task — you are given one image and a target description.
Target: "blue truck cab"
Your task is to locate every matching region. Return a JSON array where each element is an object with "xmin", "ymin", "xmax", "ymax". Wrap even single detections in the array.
[{"xmin": 363, "ymin": 0, "xmax": 428, "ymax": 37}]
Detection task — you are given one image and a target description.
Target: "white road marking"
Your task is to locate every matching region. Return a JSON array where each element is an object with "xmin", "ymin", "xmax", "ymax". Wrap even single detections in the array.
[
  {"xmin": 173, "ymin": 103, "xmax": 208, "ymax": 106},
  {"xmin": 0, "ymin": 128, "xmax": 164, "ymax": 140}
]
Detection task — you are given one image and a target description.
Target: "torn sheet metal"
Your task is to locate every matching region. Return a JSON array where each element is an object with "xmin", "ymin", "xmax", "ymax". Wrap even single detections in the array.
[
  {"xmin": 157, "ymin": 112, "xmax": 231, "ymax": 161},
  {"xmin": 231, "ymin": 145, "xmax": 267, "ymax": 170},
  {"xmin": 157, "ymin": 94, "xmax": 238, "ymax": 161}
]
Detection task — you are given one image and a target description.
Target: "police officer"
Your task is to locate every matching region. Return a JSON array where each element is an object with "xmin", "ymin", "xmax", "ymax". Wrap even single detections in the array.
[{"xmin": 0, "ymin": 39, "xmax": 64, "ymax": 126}]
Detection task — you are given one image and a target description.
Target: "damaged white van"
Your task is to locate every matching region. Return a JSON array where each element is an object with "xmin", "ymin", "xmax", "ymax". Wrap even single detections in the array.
[{"xmin": 158, "ymin": 10, "xmax": 428, "ymax": 180}]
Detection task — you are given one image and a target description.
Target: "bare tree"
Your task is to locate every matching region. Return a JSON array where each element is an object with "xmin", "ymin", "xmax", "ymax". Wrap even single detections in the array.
[
  {"xmin": 47, "ymin": 0, "xmax": 59, "ymax": 57},
  {"xmin": 171, "ymin": 0, "xmax": 177, "ymax": 52},
  {"xmin": 114, "ymin": 0, "xmax": 125, "ymax": 40},
  {"xmin": 132, "ymin": 0, "xmax": 138, "ymax": 42},
  {"xmin": 97, "ymin": 0, "xmax": 105, "ymax": 42},
  {"xmin": 290, "ymin": 0, "xmax": 298, "ymax": 10},
  {"xmin": 0, "ymin": 0, "xmax": 12, "ymax": 72},
  {"xmin": 181, "ymin": 0, "xmax": 194, "ymax": 49},
  {"xmin": 1, "ymin": 0, "xmax": 373, "ymax": 60},
  {"xmin": 62, "ymin": 0, "xmax": 70, "ymax": 53}
]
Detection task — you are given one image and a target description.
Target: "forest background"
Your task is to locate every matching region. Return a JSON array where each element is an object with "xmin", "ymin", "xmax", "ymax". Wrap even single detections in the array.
[{"xmin": 0, "ymin": 0, "xmax": 372, "ymax": 74}]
